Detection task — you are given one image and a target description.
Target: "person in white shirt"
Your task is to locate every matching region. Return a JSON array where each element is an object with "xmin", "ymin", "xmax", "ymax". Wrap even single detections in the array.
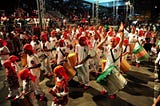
[
  {"xmin": 128, "ymin": 27, "xmax": 138, "ymax": 65},
  {"xmin": 23, "ymin": 44, "xmax": 45, "ymax": 101},
  {"xmin": 30, "ymin": 35, "xmax": 40, "ymax": 51},
  {"xmin": 50, "ymin": 30, "xmax": 58, "ymax": 61},
  {"xmin": 122, "ymin": 39, "xmax": 130, "ymax": 60},
  {"xmin": 97, "ymin": 22, "xmax": 125, "ymax": 99},
  {"xmin": 75, "ymin": 36, "xmax": 90, "ymax": 89},
  {"xmin": 56, "ymin": 39, "xmax": 69, "ymax": 65},
  {"xmin": 0, "ymin": 39, "xmax": 10, "ymax": 65},
  {"xmin": 40, "ymin": 33, "xmax": 53, "ymax": 77},
  {"xmin": 155, "ymin": 51, "xmax": 160, "ymax": 81}
]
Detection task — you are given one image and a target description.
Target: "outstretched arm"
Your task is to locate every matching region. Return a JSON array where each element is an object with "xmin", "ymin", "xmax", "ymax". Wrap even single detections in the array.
[{"xmin": 96, "ymin": 35, "xmax": 108, "ymax": 50}]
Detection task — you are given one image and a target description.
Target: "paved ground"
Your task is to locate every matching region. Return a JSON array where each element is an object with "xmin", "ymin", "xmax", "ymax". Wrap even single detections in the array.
[{"xmin": 0, "ymin": 61, "xmax": 156, "ymax": 106}]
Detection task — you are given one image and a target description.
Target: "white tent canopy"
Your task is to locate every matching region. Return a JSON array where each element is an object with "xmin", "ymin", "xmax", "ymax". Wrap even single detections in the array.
[{"xmin": 83, "ymin": 0, "xmax": 126, "ymax": 7}]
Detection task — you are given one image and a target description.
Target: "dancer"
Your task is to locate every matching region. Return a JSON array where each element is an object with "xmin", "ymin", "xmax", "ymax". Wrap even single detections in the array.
[
  {"xmin": 3, "ymin": 60, "xmax": 20, "ymax": 100},
  {"xmin": 23, "ymin": 44, "xmax": 45, "ymax": 101},
  {"xmin": 75, "ymin": 35, "xmax": 90, "ymax": 89},
  {"xmin": 49, "ymin": 65, "xmax": 69, "ymax": 106}
]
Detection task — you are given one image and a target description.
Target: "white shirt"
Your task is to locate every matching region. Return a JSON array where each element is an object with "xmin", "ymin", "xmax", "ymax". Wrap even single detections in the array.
[
  {"xmin": 57, "ymin": 46, "xmax": 69, "ymax": 64},
  {"xmin": 27, "ymin": 54, "xmax": 40, "ymax": 76},
  {"xmin": 155, "ymin": 52, "xmax": 160, "ymax": 65},
  {"xmin": 128, "ymin": 33, "xmax": 138, "ymax": 44},
  {"xmin": 40, "ymin": 41, "xmax": 52, "ymax": 59},
  {"xmin": 0, "ymin": 46, "xmax": 10, "ymax": 60},
  {"xmin": 104, "ymin": 45, "xmax": 122, "ymax": 71},
  {"xmin": 30, "ymin": 40, "xmax": 40, "ymax": 51},
  {"xmin": 75, "ymin": 44, "xmax": 89, "ymax": 65},
  {"xmin": 49, "ymin": 37, "xmax": 57, "ymax": 48}
]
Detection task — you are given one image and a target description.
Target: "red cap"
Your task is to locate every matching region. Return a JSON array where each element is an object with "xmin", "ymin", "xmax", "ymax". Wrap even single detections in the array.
[
  {"xmin": 40, "ymin": 34, "xmax": 48, "ymax": 41},
  {"xmin": 3, "ymin": 60, "xmax": 12, "ymax": 68},
  {"xmin": 59, "ymin": 39, "xmax": 65, "ymax": 47},
  {"xmin": 32, "ymin": 35, "xmax": 38, "ymax": 40},
  {"xmin": 123, "ymin": 39, "xmax": 129, "ymax": 45},
  {"xmin": 79, "ymin": 36, "xmax": 87, "ymax": 46},
  {"xmin": 138, "ymin": 30, "xmax": 144, "ymax": 36},
  {"xmin": 9, "ymin": 55, "xmax": 19, "ymax": 62},
  {"xmin": 3, "ymin": 60, "xmax": 16, "ymax": 74},
  {"xmin": 108, "ymin": 31, "xmax": 113, "ymax": 36},
  {"xmin": 0, "ymin": 39, "xmax": 7, "ymax": 46},
  {"xmin": 23, "ymin": 44, "xmax": 33, "ymax": 51}
]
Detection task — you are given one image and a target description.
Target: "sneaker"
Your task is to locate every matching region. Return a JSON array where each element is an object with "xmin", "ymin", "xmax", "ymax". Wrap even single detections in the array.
[
  {"xmin": 100, "ymin": 90, "xmax": 107, "ymax": 95},
  {"xmin": 109, "ymin": 94, "xmax": 116, "ymax": 99},
  {"xmin": 6, "ymin": 96, "xmax": 12, "ymax": 100},
  {"xmin": 84, "ymin": 85, "xmax": 89, "ymax": 90},
  {"xmin": 13, "ymin": 95, "xmax": 20, "ymax": 101},
  {"xmin": 136, "ymin": 63, "xmax": 139, "ymax": 68},
  {"xmin": 155, "ymin": 79, "xmax": 160, "ymax": 83},
  {"xmin": 39, "ymin": 95, "xmax": 45, "ymax": 101}
]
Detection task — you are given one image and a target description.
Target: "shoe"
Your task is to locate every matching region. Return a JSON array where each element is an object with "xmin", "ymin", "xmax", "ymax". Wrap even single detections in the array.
[
  {"xmin": 100, "ymin": 90, "xmax": 107, "ymax": 95},
  {"xmin": 136, "ymin": 63, "xmax": 139, "ymax": 68},
  {"xmin": 39, "ymin": 95, "xmax": 45, "ymax": 101},
  {"xmin": 109, "ymin": 94, "xmax": 116, "ymax": 99},
  {"xmin": 155, "ymin": 79, "xmax": 160, "ymax": 83},
  {"xmin": 13, "ymin": 95, "xmax": 19, "ymax": 101},
  {"xmin": 84, "ymin": 85, "xmax": 89, "ymax": 90},
  {"xmin": 6, "ymin": 96, "xmax": 12, "ymax": 100}
]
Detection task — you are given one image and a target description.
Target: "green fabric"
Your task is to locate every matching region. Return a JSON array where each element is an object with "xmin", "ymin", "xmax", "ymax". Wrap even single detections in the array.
[
  {"xmin": 158, "ymin": 40, "xmax": 160, "ymax": 45},
  {"xmin": 138, "ymin": 53, "xmax": 149, "ymax": 61},
  {"xmin": 104, "ymin": 24, "xmax": 108, "ymax": 31},
  {"xmin": 96, "ymin": 65, "xmax": 115, "ymax": 84},
  {"xmin": 52, "ymin": 46, "xmax": 56, "ymax": 51},
  {"xmin": 133, "ymin": 46, "xmax": 143, "ymax": 54}
]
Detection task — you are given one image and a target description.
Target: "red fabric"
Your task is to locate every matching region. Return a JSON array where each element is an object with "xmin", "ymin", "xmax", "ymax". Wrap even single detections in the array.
[
  {"xmin": 3, "ymin": 60, "xmax": 16, "ymax": 75},
  {"xmin": 123, "ymin": 39, "xmax": 129, "ymax": 45},
  {"xmin": 40, "ymin": 34, "xmax": 48, "ymax": 41},
  {"xmin": 32, "ymin": 35, "xmax": 38, "ymax": 40},
  {"xmin": 0, "ymin": 39, "xmax": 7, "ymax": 46},
  {"xmin": 9, "ymin": 55, "xmax": 19, "ymax": 62},
  {"xmin": 23, "ymin": 44, "xmax": 33, "ymax": 51},
  {"xmin": 59, "ymin": 39, "xmax": 65, "ymax": 47},
  {"xmin": 18, "ymin": 68, "xmax": 36, "ymax": 82},
  {"xmin": 63, "ymin": 31, "xmax": 68, "ymax": 39},
  {"xmin": 54, "ymin": 65, "xmax": 69, "ymax": 82},
  {"xmin": 138, "ymin": 30, "xmax": 144, "ymax": 36},
  {"xmin": 107, "ymin": 31, "xmax": 113, "ymax": 36},
  {"xmin": 51, "ymin": 30, "xmax": 57, "ymax": 36},
  {"xmin": 115, "ymin": 37, "xmax": 120, "ymax": 43},
  {"xmin": 78, "ymin": 36, "xmax": 87, "ymax": 46}
]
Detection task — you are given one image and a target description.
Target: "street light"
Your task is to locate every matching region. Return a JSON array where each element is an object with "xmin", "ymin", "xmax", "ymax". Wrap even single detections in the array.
[
  {"xmin": 125, "ymin": 1, "xmax": 130, "ymax": 22},
  {"xmin": 36, "ymin": 0, "xmax": 45, "ymax": 32},
  {"xmin": 96, "ymin": 0, "xmax": 99, "ymax": 24}
]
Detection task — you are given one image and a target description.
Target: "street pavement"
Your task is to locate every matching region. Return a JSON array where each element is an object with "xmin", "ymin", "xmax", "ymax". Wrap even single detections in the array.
[{"xmin": 0, "ymin": 61, "xmax": 156, "ymax": 106}]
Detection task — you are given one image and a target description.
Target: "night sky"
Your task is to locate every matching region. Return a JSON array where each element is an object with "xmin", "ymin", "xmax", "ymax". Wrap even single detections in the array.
[{"xmin": 0, "ymin": 0, "xmax": 159, "ymax": 17}]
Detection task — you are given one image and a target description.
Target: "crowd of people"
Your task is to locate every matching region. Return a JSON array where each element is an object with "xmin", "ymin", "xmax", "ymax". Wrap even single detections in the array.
[{"xmin": 0, "ymin": 10, "xmax": 160, "ymax": 106}]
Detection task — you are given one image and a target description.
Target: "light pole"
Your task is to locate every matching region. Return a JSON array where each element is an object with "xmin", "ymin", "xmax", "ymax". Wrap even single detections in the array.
[
  {"xmin": 113, "ymin": 0, "xmax": 116, "ymax": 20},
  {"xmin": 125, "ymin": 1, "xmax": 130, "ymax": 22},
  {"xmin": 96, "ymin": 0, "xmax": 99, "ymax": 24},
  {"xmin": 36, "ymin": 0, "xmax": 45, "ymax": 32},
  {"xmin": 92, "ymin": 1, "xmax": 94, "ymax": 21}
]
